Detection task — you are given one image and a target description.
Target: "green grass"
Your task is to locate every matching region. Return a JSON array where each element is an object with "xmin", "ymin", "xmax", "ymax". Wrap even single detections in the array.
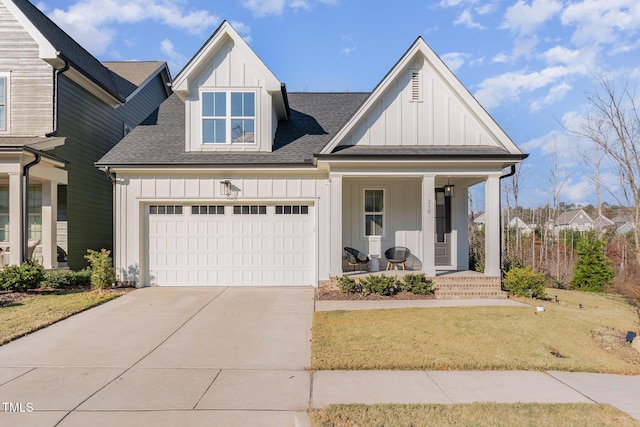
[
  {"xmin": 312, "ymin": 289, "xmax": 640, "ymax": 373},
  {"xmin": 0, "ymin": 290, "xmax": 121, "ymax": 345},
  {"xmin": 309, "ymin": 403, "xmax": 640, "ymax": 427}
]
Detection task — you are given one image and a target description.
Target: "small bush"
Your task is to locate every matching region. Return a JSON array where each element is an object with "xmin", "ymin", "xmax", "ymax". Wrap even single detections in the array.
[
  {"xmin": 41, "ymin": 269, "xmax": 92, "ymax": 289},
  {"xmin": 0, "ymin": 261, "xmax": 45, "ymax": 292},
  {"xmin": 360, "ymin": 274, "xmax": 399, "ymax": 296},
  {"xmin": 336, "ymin": 276, "xmax": 361, "ymax": 293},
  {"xmin": 84, "ymin": 249, "xmax": 116, "ymax": 289},
  {"xmin": 503, "ymin": 266, "xmax": 546, "ymax": 298},
  {"xmin": 402, "ymin": 273, "xmax": 434, "ymax": 295}
]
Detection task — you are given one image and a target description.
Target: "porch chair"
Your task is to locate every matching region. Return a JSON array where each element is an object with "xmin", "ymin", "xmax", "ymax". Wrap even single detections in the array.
[
  {"xmin": 385, "ymin": 246, "xmax": 410, "ymax": 270},
  {"xmin": 344, "ymin": 247, "xmax": 370, "ymax": 272},
  {"xmin": 27, "ymin": 238, "xmax": 40, "ymax": 260}
]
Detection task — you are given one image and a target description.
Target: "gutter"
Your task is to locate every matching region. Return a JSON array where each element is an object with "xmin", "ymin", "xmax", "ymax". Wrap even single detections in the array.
[
  {"xmin": 102, "ymin": 167, "xmax": 117, "ymax": 265},
  {"xmin": 498, "ymin": 165, "xmax": 517, "ymax": 283},
  {"xmin": 22, "ymin": 153, "xmax": 41, "ymax": 263},
  {"xmin": 45, "ymin": 53, "xmax": 69, "ymax": 137}
]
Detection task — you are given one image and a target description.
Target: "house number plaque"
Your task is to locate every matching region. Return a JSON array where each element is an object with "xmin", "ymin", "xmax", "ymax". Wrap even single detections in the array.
[{"xmin": 427, "ymin": 199, "xmax": 432, "ymax": 214}]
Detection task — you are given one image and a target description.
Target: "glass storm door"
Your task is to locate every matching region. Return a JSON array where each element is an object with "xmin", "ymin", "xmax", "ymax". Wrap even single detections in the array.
[{"xmin": 435, "ymin": 188, "xmax": 451, "ymax": 266}]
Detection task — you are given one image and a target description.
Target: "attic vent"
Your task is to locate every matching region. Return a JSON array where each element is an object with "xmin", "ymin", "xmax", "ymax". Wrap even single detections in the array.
[{"xmin": 411, "ymin": 70, "xmax": 422, "ymax": 102}]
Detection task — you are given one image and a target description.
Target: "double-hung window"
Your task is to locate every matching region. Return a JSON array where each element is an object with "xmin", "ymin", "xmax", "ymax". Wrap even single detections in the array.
[
  {"xmin": 202, "ymin": 91, "xmax": 255, "ymax": 144},
  {"xmin": 0, "ymin": 73, "xmax": 8, "ymax": 132},
  {"xmin": 364, "ymin": 189, "xmax": 384, "ymax": 236}
]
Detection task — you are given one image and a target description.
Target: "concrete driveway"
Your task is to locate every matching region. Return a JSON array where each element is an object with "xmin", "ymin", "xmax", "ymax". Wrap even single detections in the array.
[{"xmin": 0, "ymin": 287, "xmax": 315, "ymax": 427}]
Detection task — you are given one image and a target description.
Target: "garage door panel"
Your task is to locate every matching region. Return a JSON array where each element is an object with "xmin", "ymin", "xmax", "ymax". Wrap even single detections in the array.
[{"xmin": 148, "ymin": 204, "xmax": 314, "ymax": 286}]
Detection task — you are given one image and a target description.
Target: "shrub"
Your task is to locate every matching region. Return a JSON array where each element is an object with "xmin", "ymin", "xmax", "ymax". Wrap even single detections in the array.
[
  {"xmin": 41, "ymin": 268, "xmax": 92, "ymax": 289},
  {"xmin": 336, "ymin": 276, "xmax": 361, "ymax": 293},
  {"xmin": 402, "ymin": 273, "xmax": 434, "ymax": 295},
  {"xmin": 571, "ymin": 233, "xmax": 614, "ymax": 292},
  {"xmin": 0, "ymin": 261, "xmax": 45, "ymax": 292},
  {"xmin": 503, "ymin": 266, "xmax": 546, "ymax": 298},
  {"xmin": 360, "ymin": 274, "xmax": 399, "ymax": 296},
  {"xmin": 84, "ymin": 249, "xmax": 116, "ymax": 289}
]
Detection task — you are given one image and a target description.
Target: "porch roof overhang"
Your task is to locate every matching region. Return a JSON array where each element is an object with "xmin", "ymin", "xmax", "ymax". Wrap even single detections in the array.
[
  {"xmin": 316, "ymin": 145, "xmax": 528, "ymax": 162},
  {"xmin": 0, "ymin": 145, "xmax": 68, "ymax": 167}
]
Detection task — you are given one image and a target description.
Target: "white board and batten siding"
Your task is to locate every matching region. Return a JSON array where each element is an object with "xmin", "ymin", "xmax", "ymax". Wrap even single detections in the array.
[
  {"xmin": 114, "ymin": 173, "xmax": 329, "ymax": 287},
  {"xmin": 338, "ymin": 58, "xmax": 496, "ymax": 149}
]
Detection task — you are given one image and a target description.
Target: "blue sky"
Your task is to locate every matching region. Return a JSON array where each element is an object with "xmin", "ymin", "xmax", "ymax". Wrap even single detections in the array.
[{"xmin": 36, "ymin": 0, "xmax": 640, "ymax": 208}]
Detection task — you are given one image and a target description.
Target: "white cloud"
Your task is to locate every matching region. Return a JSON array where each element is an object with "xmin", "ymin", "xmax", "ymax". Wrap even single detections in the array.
[
  {"xmin": 441, "ymin": 52, "xmax": 469, "ymax": 72},
  {"xmin": 530, "ymin": 82, "xmax": 572, "ymax": 111},
  {"xmin": 559, "ymin": 177, "xmax": 593, "ymax": 204},
  {"xmin": 160, "ymin": 38, "xmax": 189, "ymax": 74},
  {"xmin": 454, "ymin": 9, "xmax": 485, "ymax": 29},
  {"xmin": 47, "ymin": 0, "xmax": 220, "ymax": 55},
  {"xmin": 561, "ymin": 0, "xmax": 640, "ymax": 47},
  {"xmin": 492, "ymin": 52, "xmax": 511, "ymax": 63},
  {"xmin": 501, "ymin": 0, "xmax": 563, "ymax": 36},
  {"xmin": 474, "ymin": 66, "xmax": 572, "ymax": 109},
  {"xmin": 341, "ymin": 46, "xmax": 357, "ymax": 55},
  {"xmin": 541, "ymin": 46, "xmax": 580, "ymax": 66}
]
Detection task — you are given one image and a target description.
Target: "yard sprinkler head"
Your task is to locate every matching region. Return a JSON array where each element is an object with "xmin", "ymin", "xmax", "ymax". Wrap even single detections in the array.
[
  {"xmin": 579, "ymin": 302, "xmax": 583, "ymax": 309},
  {"xmin": 528, "ymin": 289, "xmax": 533, "ymax": 299},
  {"xmin": 555, "ymin": 294, "xmax": 558, "ymax": 303}
]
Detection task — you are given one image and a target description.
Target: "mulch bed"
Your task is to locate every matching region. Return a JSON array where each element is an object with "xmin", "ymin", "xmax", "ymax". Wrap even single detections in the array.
[{"xmin": 317, "ymin": 289, "xmax": 436, "ymax": 301}]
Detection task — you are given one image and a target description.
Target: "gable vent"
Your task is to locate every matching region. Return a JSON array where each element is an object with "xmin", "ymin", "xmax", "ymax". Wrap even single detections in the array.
[{"xmin": 411, "ymin": 70, "xmax": 422, "ymax": 102}]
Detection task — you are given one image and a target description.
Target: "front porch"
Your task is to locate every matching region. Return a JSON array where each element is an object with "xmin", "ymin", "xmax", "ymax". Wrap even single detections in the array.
[{"xmin": 328, "ymin": 172, "xmax": 504, "ymax": 292}]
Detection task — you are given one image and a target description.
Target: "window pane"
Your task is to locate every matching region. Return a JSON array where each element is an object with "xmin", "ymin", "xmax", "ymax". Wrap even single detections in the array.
[
  {"xmin": 233, "ymin": 206, "xmax": 241, "ymax": 214},
  {"xmin": 203, "ymin": 119, "xmax": 214, "ymax": 143},
  {"xmin": 365, "ymin": 214, "xmax": 383, "ymax": 236},
  {"xmin": 301, "ymin": 206, "xmax": 308, "ymax": 214},
  {"xmin": 214, "ymin": 119, "xmax": 225, "ymax": 143},
  {"xmin": 365, "ymin": 190, "xmax": 383, "ymax": 212},
  {"xmin": 276, "ymin": 206, "xmax": 283, "ymax": 214},
  {"xmin": 166, "ymin": 205, "xmax": 174, "ymax": 214},
  {"xmin": 231, "ymin": 120, "xmax": 243, "ymax": 143},
  {"xmin": 150, "ymin": 206, "xmax": 157, "ymax": 214},
  {"xmin": 259, "ymin": 205, "xmax": 266, "ymax": 214},
  {"xmin": 293, "ymin": 206, "xmax": 300, "ymax": 214},
  {"xmin": 0, "ymin": 185, "xmax": 8, "ymax": 214},
  {"xmin": 242, "ymin": 206, "xmax": 249, "ymax": 214},
  {"xmin": 0, "ymin": 106, "xmax": 4, "ymax": 130},
  {"xmin": 175, "ymin": 206, "xmax": 182, "ymax": 214},
  {"xmin": 214, "ymin": 92, "xmax": 225, "ymax": 116},
  {"xmin": 250, "ymin": 205, "xmax": 258, "ymax": 214},
  {"xmin": 284, "ymin": 205, "xmax": 291, "ymax": 214},
  {"xmin": 191, "ymin": 206, "xmax": 198, "ymax": 214},
  {"xmin": 200, "ymin": 206, "xmax": 208, "ymax": 214},
  {"xmin": 231, "ymin": 92, "xmax": 243, "ymax": 116},
  {"xmin": 202, "ymin": 92, "xmax": 213, "ymax": 116},
  {"xmin": 244, "ymin": 93, "xmax": 255, "ymax": 116},
  {"xmin": 243, "ymin": 119, "xmax": 254, "ymax": 143},
  {"xmin": 158, "ymin": 206, "xmax": 166, "ymax": 214},
  {"xmin": 217, "ymin": 206, "xmax": 225, "ymax": 215}
]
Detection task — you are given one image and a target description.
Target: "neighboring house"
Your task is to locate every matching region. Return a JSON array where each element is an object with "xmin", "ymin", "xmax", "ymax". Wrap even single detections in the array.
[
  {"xmin": 592, "ymin": 214, "xmax": 615, "ymax": 231},
  {"xmin": 97, "ymin": 21, "xmax": 527, "ymax": 287},
  {"xmin": 552, "ymin": 209, "xmax": 593, "ymax": 235},
  {"xmin": 0, "ymin": 0, "xmax": 171, "ymax": 269},
  {"xmin": 508, "ymin": 216, "xmax": 532, "ymax": 235},
  {"xmin": 612, "ymin": 215, "xmax": 634, "ymax": 235},
  {"xmin": 472, "ymin": 212, "xmax": 485, "ymax": 228}
]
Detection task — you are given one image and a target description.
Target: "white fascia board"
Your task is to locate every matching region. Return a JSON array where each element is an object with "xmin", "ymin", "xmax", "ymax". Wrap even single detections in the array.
[
  {"xmin": 27, "ymin": 136, "xmax": 66, "ymax": 151},
  {"xmin": 173, "ymin": 21, "xmax": 281, "ymax": 96},
  {"xmin": 3, "ymin": 0, "xmax": 57, "ymax": 59},
  {"xmin": 319, "ymin": 37, "xmax": 522, "ymax": 156}
]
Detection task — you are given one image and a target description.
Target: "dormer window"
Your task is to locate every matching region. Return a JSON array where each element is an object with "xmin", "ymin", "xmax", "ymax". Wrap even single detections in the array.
[
  {"xmin": 202, "ymin": 91, "xmax": 255, "ymax": 144},
  {"xmin": 0, "ymin": 73, "xmax": 8, "ymax": 132}
]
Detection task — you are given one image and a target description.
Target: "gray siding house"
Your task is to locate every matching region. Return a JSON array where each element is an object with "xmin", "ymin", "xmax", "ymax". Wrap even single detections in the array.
[{"xmin": 0, "ymin": 0, "xmax": 171, "ymax": 269}]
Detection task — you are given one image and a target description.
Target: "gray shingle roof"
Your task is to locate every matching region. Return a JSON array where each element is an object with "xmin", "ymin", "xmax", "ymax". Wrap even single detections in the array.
[
  {"xmin": 97, "ymin": 92, "xmax": 370, "ymax": 166},
  {"xmin": 12, "ymin": 0, "xmax": 149, "ymax": 100},
  {"xmin": 102, "ymin": 61, "xmax": 166, "ymax": 87}
]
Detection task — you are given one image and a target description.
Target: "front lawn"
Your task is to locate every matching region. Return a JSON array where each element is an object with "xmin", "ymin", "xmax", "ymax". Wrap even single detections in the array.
[
  {"xmin": 312, "ymin": 289, "xmax": 640, "ymax": 374},
  {"xmin": 309, "ymin": 403, "xmax": 640, "ymax": 427},
  {"xmin": 0, "ymin": 289, "xmax": 124, "ymax": 345}
]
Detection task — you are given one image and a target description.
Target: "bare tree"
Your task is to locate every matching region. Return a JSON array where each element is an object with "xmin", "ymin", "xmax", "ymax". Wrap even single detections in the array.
[{"xmin": 576, "ymin": 77, "xmax": 640, "ymax": 266}]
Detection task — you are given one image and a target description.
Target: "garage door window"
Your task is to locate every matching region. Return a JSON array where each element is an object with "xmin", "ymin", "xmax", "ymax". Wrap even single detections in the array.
[
  {"xmin": 233, "ymin": 205, "xmax": 266, "ymax": 215},
  {"xmin": 192, "ymin": 205, "xmax": 225, "ymax": 215},
  {"xmin": 275, "ymin": 205, "xmax": 309, "ymax": 215},
  {"xmin": 150, "ymin": 205, "xmax": 183, "ymax": 215}
]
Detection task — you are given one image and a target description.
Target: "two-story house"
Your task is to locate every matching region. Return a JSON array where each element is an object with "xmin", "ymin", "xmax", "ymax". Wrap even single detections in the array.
[
  {"xmin": 0, "ymin": 0, "xmax": 171, "ymax": 269},
  {"xmin": 97, "ymin": 21, "xmax": 526, "ymax": 287}
]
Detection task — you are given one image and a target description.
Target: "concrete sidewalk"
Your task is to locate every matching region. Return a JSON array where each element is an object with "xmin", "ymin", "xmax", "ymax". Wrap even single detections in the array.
[{"xmin": 0, "ymin": 289, "xmax": 638, "ymax": 426}]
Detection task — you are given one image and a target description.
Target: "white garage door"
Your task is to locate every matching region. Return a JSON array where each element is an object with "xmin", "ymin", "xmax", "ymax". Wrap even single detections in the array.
[{"xmin": 147, "ymin": 203, "xmax": 315, "ymax": 286}]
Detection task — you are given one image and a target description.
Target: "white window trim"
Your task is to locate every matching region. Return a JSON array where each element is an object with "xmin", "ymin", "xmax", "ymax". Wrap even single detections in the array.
[
  {"xmin": 363, "ymin": 188, "xmax": 385, "ymax": 238},
  {"xmin": 0, "ymin": 72, "xmax": 10, "ymax": 134},
  {"xmin": 199, "ymin": 88, "xmax": 258, "ymax": 146}
]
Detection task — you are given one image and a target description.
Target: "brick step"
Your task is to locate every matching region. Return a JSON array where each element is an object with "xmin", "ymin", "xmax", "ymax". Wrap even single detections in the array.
[
  {"xmin": 434, "ymin": 283, "xmax": 502, "ymax": 289},
  {"xmin": 435, "ymin": 289, "xmax": 508, "ymax": 299}
]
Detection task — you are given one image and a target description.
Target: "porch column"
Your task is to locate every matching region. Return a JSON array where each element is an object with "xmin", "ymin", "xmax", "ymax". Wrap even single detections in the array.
[
  {"xmin": 41, "ymin": 181, "xmax": 58, "ymax": 269},
  {"xmin": 421, "ymin": 174, "xmax": 436, "ymax": 277},
  {"xmin": 484, "ymin": 174, "xmax": 501, "ymax": 276},
  {"xmin": 329, "ymin": 173, "xmax": 343, "ymax": 277},
  {"xmin": 8, "ymin": 172, "xmax": 22, "ymax": 266}
]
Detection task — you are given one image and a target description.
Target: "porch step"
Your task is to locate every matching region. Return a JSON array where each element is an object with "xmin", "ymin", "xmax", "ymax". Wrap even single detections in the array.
[{"xmin": 432, "ymin": 275, "xmax": 507, "ymax": 299}]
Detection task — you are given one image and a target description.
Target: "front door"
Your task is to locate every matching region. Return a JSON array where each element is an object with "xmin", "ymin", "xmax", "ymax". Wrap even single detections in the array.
[{"xmin": 435, "ymin": 189, "xmax": 451, "ymax": 266}]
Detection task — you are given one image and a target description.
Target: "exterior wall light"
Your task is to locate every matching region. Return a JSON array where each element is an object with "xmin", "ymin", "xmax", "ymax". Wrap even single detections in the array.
[
  {"xmin": 444, "ymin": 178, "xmax": 454, "ymax": 198},
  {"xmin": 220, "ymin": 179, "xmax": 232, "ymax": 197}
]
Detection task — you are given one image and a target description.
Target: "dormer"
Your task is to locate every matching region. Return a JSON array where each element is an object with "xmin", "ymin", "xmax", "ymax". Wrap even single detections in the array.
[{"xmin": 172, "ymin": 21, "xmax": 289, "ymax": 153}]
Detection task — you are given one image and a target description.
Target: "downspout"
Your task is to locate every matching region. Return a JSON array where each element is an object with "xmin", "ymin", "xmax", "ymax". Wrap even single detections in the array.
[
  {"xmin": 45, "ymin": 53, "xmax": 70, "ymax": 137},
  {"xmin": 22, "ymin": 153, "xmax": 42, "ymax": 263},
  {"xmin": 498, "ymin": 165, "xmax": 516, "ymax": 282},
  {"xmin": 103, "ymin": 167, "xmax": 117, "ymax": 272}
]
